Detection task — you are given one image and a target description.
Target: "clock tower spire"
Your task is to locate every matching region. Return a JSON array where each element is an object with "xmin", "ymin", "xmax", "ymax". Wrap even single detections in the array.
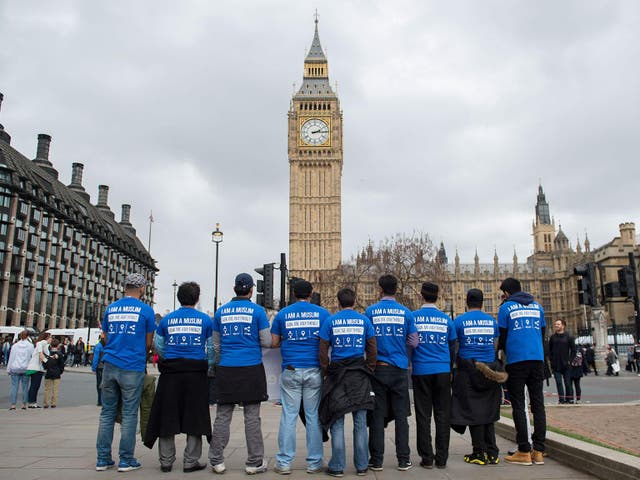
[{"xmin": 288, "ymin": 15, "xmax": 343, "ymax": 289}]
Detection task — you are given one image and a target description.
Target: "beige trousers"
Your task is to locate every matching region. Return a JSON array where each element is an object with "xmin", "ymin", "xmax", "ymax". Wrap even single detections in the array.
[{"xmin": 43, "ymin": 378, "xmax": 60, "ymax": 407}]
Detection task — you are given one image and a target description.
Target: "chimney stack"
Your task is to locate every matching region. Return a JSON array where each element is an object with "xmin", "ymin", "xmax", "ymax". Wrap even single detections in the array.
[
  {"xmin": 97, "ymin": 185, "xmax": 109, "ymax": 208},
  {"xmin": 0, "ymin": 92, "xmax": 11, "ymax": 144},
  {"xmin": 36, "ymin": 134, "xmax": 52, "ymax": 163},
  {"xmin": 70, "ymin": 163, "xmax": 84, "ymax": 187},
  {"xmin": 121, "ymin": 204, "xmax": 131, "ymax": 224},
  {"xmin": 68, "ymin": 162, "xmax": 91, "ymax": 202}
]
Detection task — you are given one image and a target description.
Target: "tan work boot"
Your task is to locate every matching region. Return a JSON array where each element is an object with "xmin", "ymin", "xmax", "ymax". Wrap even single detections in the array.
[
  {"xmin": 531, "ymin": 450, "xmax": 544, "ymax": 465},
  {"xmin": 505, "ymin": 450, "xmax": 532, "ymax": 465}
]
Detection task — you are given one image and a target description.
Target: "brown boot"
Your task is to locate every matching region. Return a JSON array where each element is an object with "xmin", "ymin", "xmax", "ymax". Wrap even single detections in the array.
[
  {"xmin": 505, "ymin": 451, "xmax": 532, "ymax": 465},
  {"xmin": 531, "ymin": 450, "xmax": 544, "ymax": 465}
]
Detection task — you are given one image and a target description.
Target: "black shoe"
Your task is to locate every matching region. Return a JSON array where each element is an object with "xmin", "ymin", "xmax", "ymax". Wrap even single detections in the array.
[
  {"xmin": 161, "ymin": 465, "xmax": 172, "ymax": 473},
  {"xmin": 419, "ymin": 460, "xmax": 433, "ymax": 469},
  {"xmin": 397, "ymin": 461, "xmax": 413, "ymax": 471},
  {"xmin": 486, "ymin": 455, "xmax": 500, "ymax": 465},
  {"xmin": 368, "ymin": 463, "xmax": 383, "ymax": 472},
  {"xmin": 356, "ymin": 469, "xmax": 367, "ymax": 476},
  {"xmin": 326, "ymin": 470, "xmax": 343, "ymax": 477},
  {"xmin": 464, "ymin": 452, "xmax": 487, "ymax": 465},
  {"xmin": 435, "ymin": 463, "xmax": 446, "ymax": 469},
  {"xmin": 184, "ymin": 464, "xmax": 206, "ymax": 473}
]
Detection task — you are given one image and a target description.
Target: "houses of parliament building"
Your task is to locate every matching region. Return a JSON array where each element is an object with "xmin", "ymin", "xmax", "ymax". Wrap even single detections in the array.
[{"xmin": 287, "ymin": 19, "xmax": 638, "ymax": 334}]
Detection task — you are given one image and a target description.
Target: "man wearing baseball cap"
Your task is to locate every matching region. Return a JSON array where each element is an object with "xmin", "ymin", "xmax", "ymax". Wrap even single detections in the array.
[
  {"xmin": 96, "ymin": 273, "xmax": 156, "ymax": 472},
  {"xmin": 208, "ymin": 273, "xmax": 272, "ymax": 475}
]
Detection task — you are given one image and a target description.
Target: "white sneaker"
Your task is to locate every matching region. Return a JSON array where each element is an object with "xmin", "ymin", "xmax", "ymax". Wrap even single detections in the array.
[
  {"xmin": 212, "ymin": 463, "xmax": 226, "ymax": 474},
  {"xmin": 245, "ymin": 462, "xmax": 267, "ymax": 475}
]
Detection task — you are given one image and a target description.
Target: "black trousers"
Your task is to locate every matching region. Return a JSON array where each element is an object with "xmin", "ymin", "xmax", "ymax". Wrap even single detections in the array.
[
  {"xmin": 369, "ymin": 365, "xmax": 410, "ymax": 465},
  {"xmin": 505, "ymin": 360, "xmax": 546, "ymax": 453},
  {"xmin": 412, "ymin": 373, "xmax": 451, "ymax": 466},
  {"xmin": 469, "ymin": 423, "xmax": 498, "ymax": 457},
  {"xmin": 28, "ymin": 371, "xmax": 44, "ymax": 404},
  {"xmin": 96, "ymin": 367, "xmax": 103, "ymax": 405}
]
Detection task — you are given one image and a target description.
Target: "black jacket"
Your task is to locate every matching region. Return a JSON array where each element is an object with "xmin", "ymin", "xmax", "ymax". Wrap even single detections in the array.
[
  {"xmin": 44, "ymin": 350, "xmax": 65, "ymax": 379},
  {"xmin": 549, "ymin": 332, "xmax": 576, "ymax": 372},
  {"xmin": 319, "ymin": 357, "xmax": 375, "ymax": 429}
]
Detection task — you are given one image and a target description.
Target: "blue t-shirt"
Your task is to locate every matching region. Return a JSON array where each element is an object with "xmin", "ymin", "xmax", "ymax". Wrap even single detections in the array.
[
  {"xmin": 455, "ymin": 310, "xmax": 499, "ymax": 363},
  {"xmin": 156, "ymin": 307, "xmax": 213, "ymax": 361},
  {"xmin": 411, "ymin": 306, "xmax": 457, "ymax": 375},
  {"xmin": 319, "ymin": 309, "xmax": 375, "ymax": 362},
  {"xmin": 498, "ymin": 299, "xmax": 546, "ymax": 364},
  {"xmin": 271, "ymin": 301, "xmax": 330, "ymax": 369},
  {"xmin": 213, "ymin": 298, "xmax": 269, "ymax": 367},
  {"xmin": 365, "ymin": 298, "xmax": 417, "ymax": 369},
  {"xmin": 101, "ymin": 297, "xmax": 156, "ymax": 372}
]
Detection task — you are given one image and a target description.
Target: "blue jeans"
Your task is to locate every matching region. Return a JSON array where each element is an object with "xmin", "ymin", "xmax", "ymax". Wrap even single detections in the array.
[
  {"xmin": 553, "ymin": 369, "xmax": 573, "ymax": 403},
  {"xmin": 329, "ymin": 410, "xmax": 368, "ymax": 471},
  {"xmin": 276, "ymin": 367, "xmax": 323, "ymax": 469},
  {"xmin": 10, "ymin": 373, "xmax": 30, "ymax": 405},
  {"xmin": 96, "ymin": 362, "xmax": 145, "ymax": 463}
]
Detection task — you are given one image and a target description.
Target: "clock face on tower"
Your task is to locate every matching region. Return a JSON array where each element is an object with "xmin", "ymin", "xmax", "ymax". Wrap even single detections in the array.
[{"xmin": 300, "ymin": 118, "xmax": 330, "ymax": 146}]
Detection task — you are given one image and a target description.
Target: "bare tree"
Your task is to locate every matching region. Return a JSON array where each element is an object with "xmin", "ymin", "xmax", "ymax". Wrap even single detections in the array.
[{"xmin": 331, "ymin": 231, "xmax": 443, "ymax": 310}]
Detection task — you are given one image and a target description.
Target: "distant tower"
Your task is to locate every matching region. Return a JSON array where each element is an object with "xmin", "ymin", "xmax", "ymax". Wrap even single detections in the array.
[
  {"xmin": 437, "ymin": 242, "xmax": 448, "ymax": 265},
  {"xmin": 288, "ymin": 15, "xmax": 343, "ymax": 280},
  {"xmin": 532, "ymin": 184, "xmax": 556, "ymax": 253}
]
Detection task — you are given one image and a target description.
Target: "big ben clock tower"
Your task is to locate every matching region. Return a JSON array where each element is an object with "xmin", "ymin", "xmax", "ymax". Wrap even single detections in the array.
[{"xmin": 288, "ymin": 16, "xmax": 343, "ymax": 288}]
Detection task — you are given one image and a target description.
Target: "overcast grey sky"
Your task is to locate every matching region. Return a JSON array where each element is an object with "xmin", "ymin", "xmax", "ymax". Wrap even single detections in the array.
[{"xmin": 1, "ymin": 1, "xmax": 639, "ymax": 313}]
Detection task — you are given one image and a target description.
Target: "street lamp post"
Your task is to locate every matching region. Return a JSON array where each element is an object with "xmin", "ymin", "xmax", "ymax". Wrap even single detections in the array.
[
  {"xmin": 172, "ymin": 280, "xmax": 178, "ymax": 310},
  {"xmin": 212, "ymin": 223, "xmax": 224, "ymax": 312}
]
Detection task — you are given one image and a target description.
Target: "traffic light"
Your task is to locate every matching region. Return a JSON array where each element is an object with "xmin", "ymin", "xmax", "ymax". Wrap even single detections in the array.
[
  {"xmin": 618, "ymin": 266, "xmax": 636, "ymax": 297},
  {"xmin": 254, "ymin": 263, "xmax": 275, "ymax": 309},
  {"xmin": 574, "ymin": 263, "xmax": 597, "ymax": 307}
]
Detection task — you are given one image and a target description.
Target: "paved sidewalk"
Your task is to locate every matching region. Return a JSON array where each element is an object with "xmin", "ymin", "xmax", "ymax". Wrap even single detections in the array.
[{"xmin": 0, "ymin": 402, "xmax": 600, "ymax": 480}]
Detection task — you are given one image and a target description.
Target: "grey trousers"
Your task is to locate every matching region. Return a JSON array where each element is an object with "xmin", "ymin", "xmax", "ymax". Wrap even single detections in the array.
[
  {"xmin": 208, "ymin": 403, "xmax": 264, "ymax": 467},
  {"xmin": 159, "ymin": 435, "xmax": 202, "ymax": 468}
]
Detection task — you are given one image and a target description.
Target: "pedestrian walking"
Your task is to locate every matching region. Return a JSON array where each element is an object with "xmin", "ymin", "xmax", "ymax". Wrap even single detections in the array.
[
  {"xmin": 569, "ymin": 350, "xmax": 583, "ymax": 403},
  {"xmin": 208, "ymin": 273, "xmax": 272, "ymax": 475},
  {"xmin": 43, "ymin": 338, "xmax": 65, "ymax": 408},
  {"xmin": 626, "ymin": 347, "xmax": 637, "ymax": 373},
  {"xmin": 549, "ymin": 319, "xmax": 576, "ymax": 404},
  {"xmin": 26, "ymin": 332, "xmax": 51, "ymax": 408},
  {"xmin": 74, "ymin": 338, "xmax": 84, "ymax": 367},
  {"xmin": 7, "ymin": 330, "xmax": 34, "ymax": 410},
  {"xmin": 2, "ymin": 336, "xmax": 11, "ymax": 365},
  {"xmin": 95, "ymin": 273, "xmax": 156, "ymax": 472},
  {"xmin": 585, "ymin": 344, "xmax": 597, "ymax": 375},
  {"xmin": 91, "ymin": 337, "xmax": 106, "ymax": 406},
  {"xmin": 270, "ymin": 279, "xmax": 329, "ymax": 475},
  {"xmin": 605, "ymin": 345, "xmax": 619, "ymax": 376}
]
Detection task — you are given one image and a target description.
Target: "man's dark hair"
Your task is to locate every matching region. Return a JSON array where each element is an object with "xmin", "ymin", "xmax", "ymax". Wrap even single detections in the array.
[
  {"xmin": 51, "ymin": 338, "xmax": 61, "ymax": 348},
  {"xmin": 556, "ymin": 318, "xmax": 567, "ymax": 327},
  {"xmin": 466, "ymin": 288, "xmax": 484, "ymax": 309},
  {"xmin": 177, "ymin": 282, "xmax": 200, "ymax": 306},
  {"xmin": 337, "ymin": 288, "xmax": 356, "ymax": 308},
  {"xmin": 234, "ymin": 285, "xmax": 252, "ymax": 296},
  {"xmin": 378, "ymin": 274, "xmax": 398, "ymax": 295},
  {"xmin": 500, "ymin": 277, "xmax": 521, "ymax": 296},
  {"xmin": 420, "ymin": 282, "xmax": 439, "ymax": 303}
]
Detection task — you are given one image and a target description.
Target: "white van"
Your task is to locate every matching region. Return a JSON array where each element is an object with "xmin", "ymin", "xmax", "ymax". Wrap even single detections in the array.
[
  {"xmin": 0, "ymin": 326, "xmax": 37, "ymax": 343},
  {"xmin": 46, "ymin": 328, "xmax": 103, "ymax": 348}
]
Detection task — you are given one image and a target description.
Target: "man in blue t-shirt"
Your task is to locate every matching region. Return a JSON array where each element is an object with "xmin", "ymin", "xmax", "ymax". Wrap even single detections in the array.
[
  {"xmin": 96, "ymin": 273, "xmax": 156, "ymax": 472},
  {"xmin": 146, "ymin": 282, "xmax": 214, "ymax": 473},
  {"xmin": 365, "ymin": 274, "xmax": 418, "ymax": 471},
  {"xmin": 208, "ymin": 273, "xmax": 272, "ymax": 475},
  {"xmin": 452, "ymin": 289, "xmax": 502, "ymax": 466},
  {"xmin": 498, "ymin": 277, "xmax": 546, "ymax": 466},
  {"xmin": 270, "ymin": 280, "xmax": 329, "ymax": 474},
  {"xmin": 319, "ymin": 288, "xmax": 377, "ymax": 476},
  {"xmin": 411, "ymin": 282, "xmax": 457, "ymax": 469}
]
